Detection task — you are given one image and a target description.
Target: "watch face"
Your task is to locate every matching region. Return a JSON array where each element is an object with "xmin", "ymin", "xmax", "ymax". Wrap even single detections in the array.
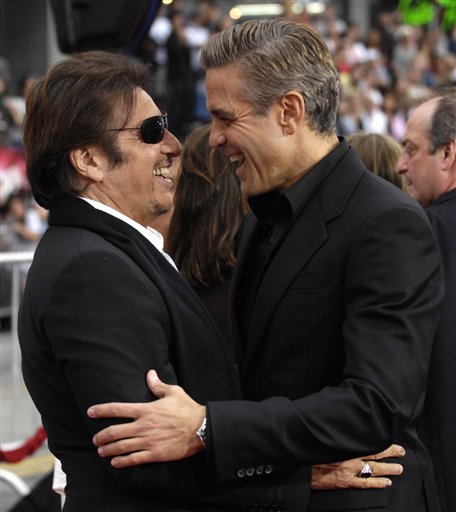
[{"xmin": 197, "ymin": 418, "xmax": 207, "ymax": 447}]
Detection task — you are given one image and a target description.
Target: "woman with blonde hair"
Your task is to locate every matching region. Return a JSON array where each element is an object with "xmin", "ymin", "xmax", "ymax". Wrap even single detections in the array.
[{"xmin": 347, "ymin": 132, "xmax": 406, "ymax": 190}]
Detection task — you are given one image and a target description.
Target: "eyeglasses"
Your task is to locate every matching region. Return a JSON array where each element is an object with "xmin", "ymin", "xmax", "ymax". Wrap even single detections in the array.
[{"xmin": 108, "ymin": 113, "xmax": 168, "ymax": 144}]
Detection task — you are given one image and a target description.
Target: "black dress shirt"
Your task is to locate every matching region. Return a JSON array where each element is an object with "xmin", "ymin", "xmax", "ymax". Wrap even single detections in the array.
[{"xmin": 237, "ymin": 139, "xmax": 350, "ymax": 348}]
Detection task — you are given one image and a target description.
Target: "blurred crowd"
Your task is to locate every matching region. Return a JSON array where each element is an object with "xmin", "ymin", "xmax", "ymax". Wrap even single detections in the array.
[{"xmin": 1, "ymin": 0, "xmax": 455, "ymax": 254}]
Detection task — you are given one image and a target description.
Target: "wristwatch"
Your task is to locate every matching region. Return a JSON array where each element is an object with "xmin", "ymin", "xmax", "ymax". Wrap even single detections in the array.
[{"xmin": 196, "ymin": 417, "xmax": 207, "ymax": 448}]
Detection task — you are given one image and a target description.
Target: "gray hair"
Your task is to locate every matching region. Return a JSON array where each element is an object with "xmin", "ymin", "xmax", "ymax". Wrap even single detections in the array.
[
  {"xmin": 429, "ymin": 91, "xmax": 456, "ymax": 154},
  {"xmin": 200, "ymin": 18, "xmax": 340, "ymax": 135}
]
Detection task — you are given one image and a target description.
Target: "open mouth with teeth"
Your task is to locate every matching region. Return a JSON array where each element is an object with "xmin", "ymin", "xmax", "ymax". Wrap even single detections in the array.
[
  {"xmin": 229, "ymin": 155, "xmax": 245, "ymax": 169},
  {"xmin": 153, "ymin": 167, "xmax": 173, "ymax": 182}
]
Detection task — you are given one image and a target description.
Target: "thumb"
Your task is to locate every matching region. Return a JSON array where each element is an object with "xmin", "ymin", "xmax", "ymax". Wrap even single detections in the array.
[{"xmin": 147, "ymin": 369, "xmax": 167, "ymax": 398}]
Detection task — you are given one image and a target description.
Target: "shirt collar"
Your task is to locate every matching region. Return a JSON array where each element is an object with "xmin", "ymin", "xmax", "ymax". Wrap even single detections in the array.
[
  {"xmin": 248, "ymin": 138, "xmax": 349, "ymax": 225},
  {"xmin": 284, "ymin": 137, "xmax": 349, "ymax": 219},
  {"xmin": 79, "ymin": 197, "xmax": 177, "ymax": 270}
]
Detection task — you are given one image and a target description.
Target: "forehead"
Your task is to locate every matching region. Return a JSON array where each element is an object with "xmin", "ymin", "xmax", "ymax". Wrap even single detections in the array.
[
  {"xmin": 404, "ymin": 100, "xmax": 437, "ymax": 141},
  {"xmin": 124, "ymin": 88, "xmax": 161, "ymax": 124},
  {"xmin": 205, "ymin": 66, "xmax": 247, "ymax": 113},
  {"xmin": 403, "ymin": 108, "xmax": 428, "ymax": 145}
]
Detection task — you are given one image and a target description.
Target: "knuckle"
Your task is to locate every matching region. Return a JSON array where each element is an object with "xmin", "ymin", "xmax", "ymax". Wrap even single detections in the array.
[
  {"xmin": 117, "ymin": 440, "xmax": 129, "ymax": 453},
  {"xmin": 138, "ymin": 420, "xmax": 154, "ymax": 433},
  {"xmin": 153, "ymin": 445, "xmax": 171, "ymax": 462},
  {"xmin": 112, "ymin": 404, "xmax": 123, "ymax": 416},
  {"xmin": 129, "ymin": 453, "xmax": 142, "ymax": 466},
  {"xmin": 104, "ymin": 430, "xmax": 115, "ymax": 443}
]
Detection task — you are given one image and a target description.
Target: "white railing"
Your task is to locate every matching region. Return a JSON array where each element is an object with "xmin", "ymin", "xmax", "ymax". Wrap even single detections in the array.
[
  {"xmin": 0, "ymin": 251, "xmax": 35, "ymax": 320},
  {"xmin": 0, "ymin": 251, "xmax": 41, "ymax": 443}
]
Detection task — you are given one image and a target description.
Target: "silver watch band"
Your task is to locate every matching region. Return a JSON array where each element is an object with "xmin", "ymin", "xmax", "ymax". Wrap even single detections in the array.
[{"xmin": 196, "ymin": 417, "xmax": 207, "ymax": 448}]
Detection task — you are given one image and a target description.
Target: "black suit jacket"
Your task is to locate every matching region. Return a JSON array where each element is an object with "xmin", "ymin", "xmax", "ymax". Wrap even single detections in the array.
[
  {"xmin": 419, "ymin": 189, "xmax": 456, "ymax": 512},
  {"xmin": 206, "ymin": 143, "xmax": 444, "ymax": 511},
  {"xmin": 18, "ymin": 196, "xmax": 309, "ymax": 512}
]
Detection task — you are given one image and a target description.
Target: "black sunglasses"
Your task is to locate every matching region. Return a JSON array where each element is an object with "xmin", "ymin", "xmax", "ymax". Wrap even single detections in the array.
[{"xmin": 109, "ymin": 113, "xmax": 168, "ymax": 144}]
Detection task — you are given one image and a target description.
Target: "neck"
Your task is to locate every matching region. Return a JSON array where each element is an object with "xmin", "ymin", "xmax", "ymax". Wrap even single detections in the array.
[{"xmin": 285, "ymin": 133, "xmax": 339, "ymax": 188}]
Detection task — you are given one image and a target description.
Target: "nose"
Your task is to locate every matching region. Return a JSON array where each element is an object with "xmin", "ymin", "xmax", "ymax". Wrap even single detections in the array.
[
  {"xmin": 208, "ymin": 120, "xmax": 227, "ymax": 149},
  {"xmin": 162, "ymin": 129, "xmax": 182, "ymax": 157},
  {"xmin": 395, "ymin": 153, "xmax": 407, "ymax": 175}
]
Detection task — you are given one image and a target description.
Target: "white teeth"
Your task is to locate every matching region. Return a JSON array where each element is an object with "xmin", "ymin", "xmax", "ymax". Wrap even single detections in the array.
[
  {"xmin": 229, "ymin": 156, "xmax": 241, "ymax": 163},
  {"xmin": 153, "ymin": 167, "xmax": 171, "ymax": 177}
]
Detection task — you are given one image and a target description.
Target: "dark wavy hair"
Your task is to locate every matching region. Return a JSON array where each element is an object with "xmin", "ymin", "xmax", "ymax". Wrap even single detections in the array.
[
  {"xmin": 167, "ymin": 124, "xmax": 247, "ymax": 287},
  {"xmin": 23, "ymin": 50, "xmax": 153, "ymax": 208}
]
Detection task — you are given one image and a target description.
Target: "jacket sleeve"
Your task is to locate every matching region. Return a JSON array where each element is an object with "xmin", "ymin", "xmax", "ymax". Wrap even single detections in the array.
[
  {"xmin": 45, "ymin": 246, "xmax": 311, "ymax": 510},
  {"xmin": 45, "ymin": 247, "xmax": 206, "ymax": 495},
  {"xmin": 206, "ymin": 205, "xmax": 444, "ymax": 483}
]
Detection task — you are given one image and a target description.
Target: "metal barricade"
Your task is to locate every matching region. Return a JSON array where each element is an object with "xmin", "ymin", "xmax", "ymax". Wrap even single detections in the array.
[
  {"xmin": 0, "ymin": 251, "xmax": 39, "ymax": 443},
  {"xmin": 0, "ymin": 251, "xmax": 50, "ymax": 506}
]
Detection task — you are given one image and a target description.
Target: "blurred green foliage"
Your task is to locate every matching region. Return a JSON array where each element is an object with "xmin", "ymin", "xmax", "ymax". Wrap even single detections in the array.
[{"xmin": 398, "ymin": 0, "xmax": 456, "ymax": 31}]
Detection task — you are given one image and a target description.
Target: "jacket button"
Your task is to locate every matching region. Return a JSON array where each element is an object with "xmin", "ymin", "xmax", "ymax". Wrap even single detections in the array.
[
  {"xmin": 256, "ymin": 465, "xmax": 264, "ymax": 475},
  {"xmin": 265, "ymin": 464, "xmax": 274, "ymax": 474},
  {"xmin": 246, "ymin": 467, "xmax": 255, "ymax": 477},
  {"xmin": 236, "ymin": 468, "xmax": 246, "ymax": 478}
]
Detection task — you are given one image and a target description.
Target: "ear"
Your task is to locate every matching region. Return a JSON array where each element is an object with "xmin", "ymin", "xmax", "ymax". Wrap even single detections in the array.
[
  {"xmin": 278, "ymin": 91, "xmax": 305, "ymax": 135},
  {"xmin": 441, "ymin": 139, "xmax": 456, "ymax": 171},
  {"xmin": 69, "ymin": 146, "xmax": 106, "ymax": 183}
]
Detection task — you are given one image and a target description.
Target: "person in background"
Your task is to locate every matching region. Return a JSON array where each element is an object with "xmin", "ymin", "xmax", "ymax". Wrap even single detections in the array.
[
  {"xmin": 4, "ymin": 74, "xmax": 38, "ymax": 149},
  {"xmin": 89, "ymin": 19, "xmax": 443, "ymax": 512},
  {"xmin": 165, "ymin": 11, "xmax": 196, "ymax": 140},
  {"xmin": 166, "ymin": 123, "xmax": 246, "ymax": 340},
  {"xmin": 347, "ymin": 132, "xmax": 406, "ymax": 190},
  {"xmin": 396, "ymin": 88, "xmax": 456, "ymax": 512},
  {"xmin": 1, "ymin": 193, "xmax": 46, "ymax": 252}
]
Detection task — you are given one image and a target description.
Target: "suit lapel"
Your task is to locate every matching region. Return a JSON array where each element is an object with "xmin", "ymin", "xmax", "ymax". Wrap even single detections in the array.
[
  {"xmin": 230, "ymin": 213, "xmax": 257, "ymax": 364},
  {"xmin": 243, "ymin": 195, "xmax": 327, "ymax": 370},
  {"xmin": 231, "ymin": 146, "xmax": 366, "ymax": 373}
]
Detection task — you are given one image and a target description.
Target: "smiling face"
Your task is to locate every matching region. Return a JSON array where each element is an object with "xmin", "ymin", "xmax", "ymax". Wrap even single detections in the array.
[
  {"xmin": 78, "ymin": 88, "xmax": 181, "ymax": 227},
  {"xmin": 205, "ymin": 66, "xmax": 300, "ymax": 198}
]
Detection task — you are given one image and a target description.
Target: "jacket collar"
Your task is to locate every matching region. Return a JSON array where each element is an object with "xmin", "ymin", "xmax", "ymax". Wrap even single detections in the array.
[{"xmin": 231, "ymin": 145, "xmax": 366, "ymax": 370}]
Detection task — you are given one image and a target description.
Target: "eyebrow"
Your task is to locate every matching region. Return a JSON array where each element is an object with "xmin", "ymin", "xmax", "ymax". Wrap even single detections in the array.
[{"xmin": 209, "ymin": 107, "xmax": 234, "ymax": 118}]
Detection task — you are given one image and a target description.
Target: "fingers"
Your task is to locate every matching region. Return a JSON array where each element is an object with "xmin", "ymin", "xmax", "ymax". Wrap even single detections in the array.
[
  {"xmin": 110, "ymin": 451, "xmax": 154, "ymax": 468},
  {"xmin": 353, "ymin": 460, "xmax": 395, "ymax": 489},
  {"xmin": 369, "ymin": 460, "xmax": 403, "ymax": 477},
  {"xmin": 311, "ymin": 454, "xmax": 404, "ymax": 492},
  {"xmin": 147, "ymin": 369, "xmax": 175, "ymax": 399},
  {"xmin": 368, "ymin": 444, "xmax": 406, "ymax": 460},
  {"xmin": 87, "ymin": 402, "xmax": 143, "ymax": 420},
  {"xmin": 146, "ymin": 370, "xmax": 166, "ymax": 398},
  {"xmin": 87, "ymin": 371, "xmax": 179, "ymax": 421},
  {"xmin": 97, "ymin": 437, "xmax": 141, "ymax": 458},
  {"xmin": 92, "ymin": 422, "xmax": 139, "ymax": 447},
  {"xmin": 311, "ymin": 461, "xmax": 394, "ymax": 491},
  {"xmin": 354, "ymin": 477, "xmax": 393, "ymax": 489},
  {"xmin": 108, "ymin": 447, "xmax": 176, "ymax": 467}
]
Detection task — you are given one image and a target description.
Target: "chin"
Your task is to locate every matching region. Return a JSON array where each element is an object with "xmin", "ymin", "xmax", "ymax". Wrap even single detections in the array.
[{"xmin": 240, "ymin": 183, "xmax": 255, "ymax": 198}]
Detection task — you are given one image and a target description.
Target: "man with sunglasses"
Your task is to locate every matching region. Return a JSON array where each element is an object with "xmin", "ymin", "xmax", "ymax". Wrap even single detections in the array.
[
  {"xmin": 19, "ymin": 50, "xmax": 310, "ymax": 511},
  {"xmin": 19, "ymin": 47, "xmax": 405, "ymax": 512},
  {"xmin": 88, "ymin": 19, "xmax": 444, "ymax": 512}
]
